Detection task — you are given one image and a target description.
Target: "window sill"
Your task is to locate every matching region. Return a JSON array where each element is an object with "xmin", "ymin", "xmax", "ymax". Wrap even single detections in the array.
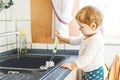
[{"xmin": 104, "ymin": 36, "xmax": 120, "ymax": 45}]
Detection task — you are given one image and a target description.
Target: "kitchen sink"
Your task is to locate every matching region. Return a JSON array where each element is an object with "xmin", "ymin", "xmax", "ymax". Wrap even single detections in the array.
[
  {"xmin": 0, "ymin": 55, "xmax": 65, "ymax": 70},
  {"xmin": 0, "ymin": 68, "xmax": 36, "ymax": 80},
  {"xmin": 0, "ymin": 54, "xmax": 65, "ymax": 80},
  {"xmin": 0, "ymin": 49, "xmax": 78, "ymax": 80}
]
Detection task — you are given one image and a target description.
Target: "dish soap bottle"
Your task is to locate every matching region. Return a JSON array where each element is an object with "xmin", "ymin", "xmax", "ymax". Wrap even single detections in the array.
[{"xmin": 19, "ymin": 30, "xmax": 27, "ymax": 54}]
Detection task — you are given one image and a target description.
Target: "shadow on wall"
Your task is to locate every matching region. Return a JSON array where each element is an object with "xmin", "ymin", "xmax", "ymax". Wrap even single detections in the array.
[{"xmin": 0, "ymin": 0, "xmax": 13, "ymax": 12}]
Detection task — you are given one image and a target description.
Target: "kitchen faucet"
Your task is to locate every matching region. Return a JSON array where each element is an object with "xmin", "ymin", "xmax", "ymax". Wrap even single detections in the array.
[{"xmin": 0, "ymin": 32, "xmax": 20, "ymax": 58}]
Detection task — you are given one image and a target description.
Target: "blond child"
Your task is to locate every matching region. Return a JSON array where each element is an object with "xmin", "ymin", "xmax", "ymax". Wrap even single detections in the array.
[{"xmin": 55, "ymin": 6, "xmax": 105, "ymax": 80}]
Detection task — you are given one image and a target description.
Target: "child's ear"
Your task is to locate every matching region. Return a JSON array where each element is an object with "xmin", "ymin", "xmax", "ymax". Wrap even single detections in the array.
[{"xmin": 90, "ymin": 22, "xmax": 97, "ymax": 30}]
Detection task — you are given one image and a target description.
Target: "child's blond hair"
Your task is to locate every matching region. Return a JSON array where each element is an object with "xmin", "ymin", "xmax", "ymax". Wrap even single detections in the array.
[{"xmin": 76, "ymin": 6, "xmax": 103, "ymax": 28}]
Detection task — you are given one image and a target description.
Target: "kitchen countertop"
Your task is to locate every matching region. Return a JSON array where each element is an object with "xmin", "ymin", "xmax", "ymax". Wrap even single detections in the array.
[
  {"xmin": 41, "ymin": 56, "xmax": 77, "ymax": 80},
  {"xmin": 0, "ymin": 49, "xmax": 78, "ymax": 80}
]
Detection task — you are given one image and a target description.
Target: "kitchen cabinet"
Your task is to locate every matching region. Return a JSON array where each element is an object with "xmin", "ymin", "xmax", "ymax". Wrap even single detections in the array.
[
  {"xmin": 64, "ymin": 69, "xmax": 83, "ymax": 80},
  {"xmin": 30, "ymin": 0, "xmax": 80, "ymax": 43},
  {"xmin": 64, "ymin": 70, "xmax": 77, "ymax": 80},
  {"xmin": 31, "ymin": 0, "xmax": 53, "ymax": 43}
]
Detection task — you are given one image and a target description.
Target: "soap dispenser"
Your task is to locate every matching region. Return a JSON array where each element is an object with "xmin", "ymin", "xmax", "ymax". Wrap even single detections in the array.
[{"xmin": 19, "ymin": 30, "xmax": 27, "ymax": 54}]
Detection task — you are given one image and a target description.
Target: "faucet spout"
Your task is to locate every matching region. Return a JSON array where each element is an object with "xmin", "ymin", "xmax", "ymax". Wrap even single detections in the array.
[{"xmin": 0, "ymin": 32, "xmax": 19, "ymax": 37}]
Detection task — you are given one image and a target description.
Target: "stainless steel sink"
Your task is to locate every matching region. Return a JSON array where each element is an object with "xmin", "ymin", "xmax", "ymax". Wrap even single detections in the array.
[
  {"xmin": 0, "ymin": 55, "xmax": 65, "ymax": 70},
  {"xmin": 0, "ymin": 54, "xmax": 65, "ymax": 80},
  {"xmin": 0, "ymin": 67, "xmax": 36, "ymax": 80}
]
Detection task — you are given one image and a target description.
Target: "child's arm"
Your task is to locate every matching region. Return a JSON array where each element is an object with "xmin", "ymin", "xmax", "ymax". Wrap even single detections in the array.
[{"xmin": 55, "ymin": 31, "xmax": 70, "ymax": 44}]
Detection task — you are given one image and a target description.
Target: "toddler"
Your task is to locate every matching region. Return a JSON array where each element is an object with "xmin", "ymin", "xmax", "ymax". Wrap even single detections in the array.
[{"xmin": 55, "ymin": 6, "xmax": 105, "ymax": 80}]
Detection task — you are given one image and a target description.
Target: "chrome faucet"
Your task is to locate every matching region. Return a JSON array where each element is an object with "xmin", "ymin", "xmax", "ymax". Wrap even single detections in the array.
[{"xmin": 0, "ymin": 32, "xmax": 20, "ymax": 58}]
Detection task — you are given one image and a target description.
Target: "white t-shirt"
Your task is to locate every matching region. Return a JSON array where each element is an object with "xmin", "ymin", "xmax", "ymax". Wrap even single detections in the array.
[{"xmin": 70, "ymin": 31, "xmax": 104, "ymax": 72}]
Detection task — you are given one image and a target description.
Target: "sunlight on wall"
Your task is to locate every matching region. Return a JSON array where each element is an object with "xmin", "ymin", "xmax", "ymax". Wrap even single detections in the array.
[
  {"xmin": 103, "ymin": 0, "xmax": 120, "ymax": 36},
  {"xmin": 80, "ymin": 0, "xmax": 120, "ymax": 42}
]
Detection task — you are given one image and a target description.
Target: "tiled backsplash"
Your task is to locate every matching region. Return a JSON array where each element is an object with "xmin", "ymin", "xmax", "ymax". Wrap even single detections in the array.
[
  {"xmin": 0, "ymin": 21, "xmax": 6, "ymax": 33},
  {"xmin": 0, "ymin": 0, "xmax": 31, "ymax": 53},
  {"xmin": 0, "ymin": 46, "xmax": 7, "ymax": 53},
  {"xmin": 31, "ymin": 43, "xmax": 79, "ymax": 50},
  {"xmin": 0, "ymin": 9, "xmax": 5, "ymax": 20}
]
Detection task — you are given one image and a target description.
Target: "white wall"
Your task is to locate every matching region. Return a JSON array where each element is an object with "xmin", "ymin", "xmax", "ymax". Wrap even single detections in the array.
[
  {"xmin": 0, "ymin": 0, "xmax": 31, "ymax": 53},
  {"xmin": 104, "ymin": 44, "xmax": 120, "ymax": 67}
]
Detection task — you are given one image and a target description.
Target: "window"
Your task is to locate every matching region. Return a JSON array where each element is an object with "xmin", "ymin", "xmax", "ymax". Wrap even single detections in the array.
[
  {"xmin": 80, "ymin": 0, "xmax": 120, "ymax": 44},
  {"xmin": 103, "ymin": 0, "xmax": 120, "ymax": 36}
]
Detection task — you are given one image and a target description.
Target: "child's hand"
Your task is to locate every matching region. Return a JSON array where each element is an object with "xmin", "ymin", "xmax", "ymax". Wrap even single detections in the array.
[
  {"xmin": 54, "ymin": 30, "xmax": 70, "ymax": 43},
  {"xmin": 54, "ymin": 30, "xmax": 61, "ymax": 38},
  {"xmin": 61, "ymin": 63, "xmax": 78, "ymax": 70},
  {"xmin": 61, "ymin": 63, "xmax": 72, "ymax": 70}
]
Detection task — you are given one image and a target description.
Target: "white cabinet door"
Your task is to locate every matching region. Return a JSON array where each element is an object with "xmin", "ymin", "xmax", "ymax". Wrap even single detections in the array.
[{"xmin": 64, "ymin": 70, "xmax": 77, "ymax": 80}]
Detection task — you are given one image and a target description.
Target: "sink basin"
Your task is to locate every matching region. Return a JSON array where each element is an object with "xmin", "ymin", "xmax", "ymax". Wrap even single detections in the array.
[
  {"xmin": 0, "ymin": 54, "xmax": 65, "ymax": 79},
  {"xmin": 0, "ymin": 55, "xmax": 65, "ymax": 70},
  {"xmin": 0, "ymin": 67, "xmax": 36, "ymax": 80}
]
